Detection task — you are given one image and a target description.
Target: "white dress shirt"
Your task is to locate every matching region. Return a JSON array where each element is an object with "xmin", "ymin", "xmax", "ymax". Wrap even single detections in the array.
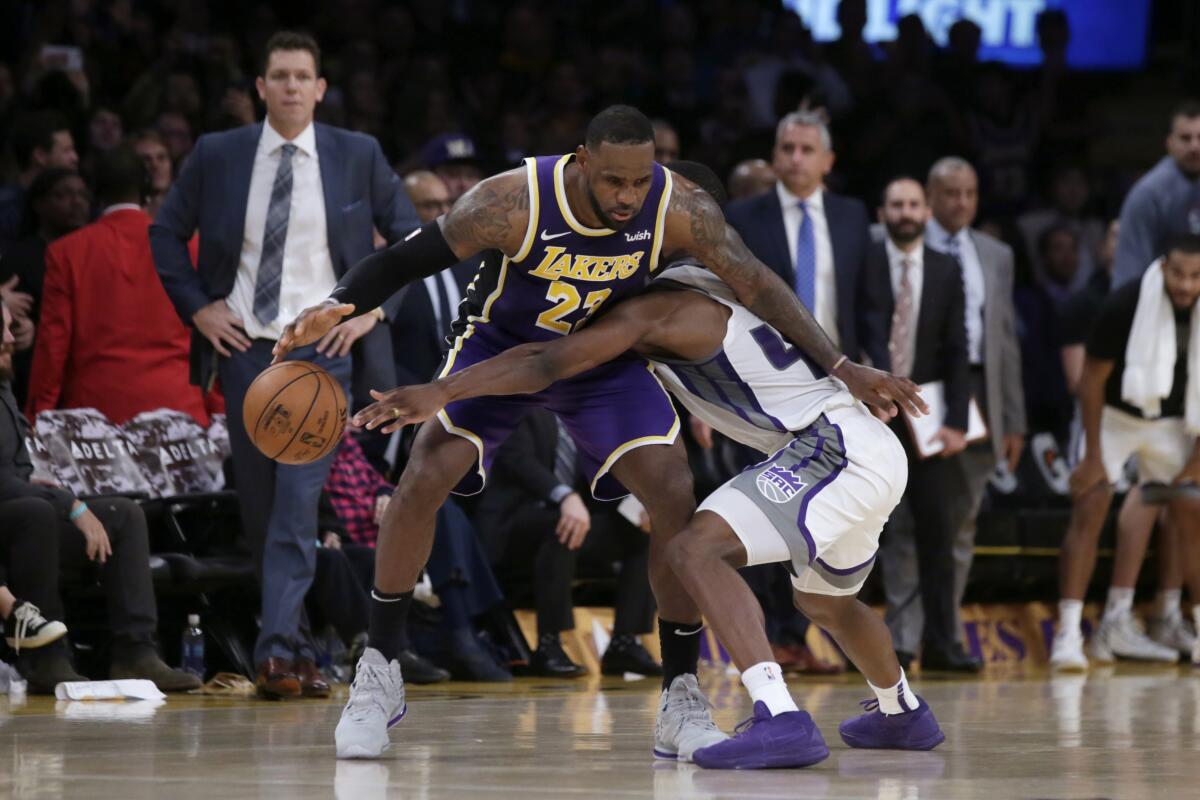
[
  {"xmin": 885, "ymin": 237, "xmax": 924, "ymax": 372},
  {"xmin": 228, "ymin": 121, "xmax": 335, "ymax": 340},
  {"xmin": 776, "ymin": 182, "xmax": 838, "ymax": 347},
  {"xmin": 422, "ymin": 268, "xmax": 464, "ymax": 337},
  {"xmin": 926, "ymin": 217, "xmax": 984, "ymax": 365}
]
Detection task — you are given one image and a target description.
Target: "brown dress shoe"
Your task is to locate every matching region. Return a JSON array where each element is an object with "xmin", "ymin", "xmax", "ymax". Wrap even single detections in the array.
[
  {"xmin": 776, "ymin": 643, "xmax": 845, "ymax": 675},
  {"xmin": 292, "ymin": 657, "xmax": 331, "ymax": 698},
  {"xmin": 256, "ymin": 657, "xmax": 301, "ymax": 700}
]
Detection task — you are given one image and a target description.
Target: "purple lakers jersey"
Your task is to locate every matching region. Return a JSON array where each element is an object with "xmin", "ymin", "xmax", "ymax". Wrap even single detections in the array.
[{"xmin": 450, "ymin": 154, "xmax": 672, "ymax": 348}]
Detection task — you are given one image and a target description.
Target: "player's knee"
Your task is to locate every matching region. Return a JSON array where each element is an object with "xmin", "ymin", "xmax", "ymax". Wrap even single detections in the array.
[
  {"xmin": 793, "ymin": 591, "xmax": 851, "ymax": 631},
  {"xmin": 665, "ymin": 521, "xmax": 744, "ymax": 575},
  {"xmin": 642, "ymin": 468, "xmax": 696, "ymax": 528}
]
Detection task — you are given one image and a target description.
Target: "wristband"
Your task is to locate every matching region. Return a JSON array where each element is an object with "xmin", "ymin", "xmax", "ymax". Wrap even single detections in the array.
[
  {"xmin": 69, "ymin": 502, "xmax": 88, "ymax": 521},
  {"xmin": 830, "ymin": 355, "xmax": 848, "ymax": 374}
]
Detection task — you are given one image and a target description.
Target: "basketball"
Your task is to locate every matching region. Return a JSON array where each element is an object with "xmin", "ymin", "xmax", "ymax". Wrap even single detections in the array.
[{"xmin": 242, "ymin": 361, "xmax": 347, "ymax": 465}]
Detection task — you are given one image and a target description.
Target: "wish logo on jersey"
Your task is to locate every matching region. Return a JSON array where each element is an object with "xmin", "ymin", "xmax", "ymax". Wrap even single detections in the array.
[{"xmin": 756, "ymin": 463, "xmax": 807, "ymax": 504}]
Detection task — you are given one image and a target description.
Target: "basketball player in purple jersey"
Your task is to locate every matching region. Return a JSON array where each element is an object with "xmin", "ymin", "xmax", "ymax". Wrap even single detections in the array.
[
  {"xmin": 273, "ymin": 107, "xmax": 919, "ymax": 760},
  {"xmin": 353, "ymin": 161, "xmax": 943, "ymax": 769}
]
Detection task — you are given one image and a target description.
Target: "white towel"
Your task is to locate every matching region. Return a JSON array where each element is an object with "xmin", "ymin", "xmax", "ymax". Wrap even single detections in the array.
[{"xmin": 1121, "ymin": 258, "xmax": 1200, "ymax": 432}]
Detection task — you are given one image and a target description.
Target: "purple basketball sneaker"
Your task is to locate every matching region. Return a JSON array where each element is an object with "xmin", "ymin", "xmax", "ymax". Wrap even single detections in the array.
[
  {"xmin": 838, "ymin": 697, "xmax": 945, "ymax": 751},
  {"xmin": 691, "ymin": 701, "xmax": 830, "ymax": 770}
]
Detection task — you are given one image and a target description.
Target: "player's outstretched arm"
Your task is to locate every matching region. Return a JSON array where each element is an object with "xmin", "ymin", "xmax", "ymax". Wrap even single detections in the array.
[
  {"xmin": 666, "ymin": 181, "xmax": 928, "ymax": 418},
  {"xmin": 352, "ymin": 296, "xmax": 674, "ymax": 434},
  {"xmin": 272, "ymin": 169, "xmax": 530, "ymax": 362}
]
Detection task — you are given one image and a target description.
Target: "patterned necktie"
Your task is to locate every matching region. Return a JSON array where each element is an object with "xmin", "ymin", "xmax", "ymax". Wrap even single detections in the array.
[
  {"xmin": 253, "ymin": 143, "xmax": 298, "ymax": 325},
  {"xmin": 553, "ymin": 416, "xmax": 578, "ymax": 486},
  {"xmin": 889, "ymin": 255, "xmax": 915, "ymax": 378},
  {"xmin": 794, "ymin": 200, "xmax": 816, "ymax": 311}
]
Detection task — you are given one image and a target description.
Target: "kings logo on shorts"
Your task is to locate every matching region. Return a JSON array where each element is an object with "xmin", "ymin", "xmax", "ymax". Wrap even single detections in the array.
[{"xmin": 756, "ymin": 463, "xmax": 806, "ymax": 504}]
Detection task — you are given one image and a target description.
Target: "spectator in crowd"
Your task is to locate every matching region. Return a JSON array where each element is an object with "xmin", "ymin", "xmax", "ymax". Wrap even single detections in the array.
[
  {"xmin": 0, "ymin": 299, "xmax": 70, "ymax": 667},
  {"xmin": 86, "ymin": 106, "xmax": 124, "ymax": 157},
  {"xmin": 155, "ymin": 110, "xmax": 194, "ymax": 168},
  {"xmin": 26, "ymin": 145, "xmax": 212, "ymax": 426},
  {"xmin": 0, "ymin": 300, "xmax": 199, "ymax": 693},
  {"xmin": 859, "ymin": 177, "xmax": 973, "ymax": 672},
  {"xmin": 150, "ymin": 31, "xmax": 419, "ymax": 700},
  {"xmin": 727, "ymin": 158, "xmax": 775, "ymax": 202},
  {"xmin": 132, "ymin": 130, "xmax": 174, "ymax": 220},
  {"xmin": 0, "ymin": 168, "xmax": 91, "ymax": 406},
  {"xmin": 478, "ymin": 409, "xmax": 661, "ymax": 678},
  {"xmin": 910, "ymin": 157, "xmax": 1024, "ymax": 668},
  {"xmin": 1014, "ymin": 225, "xmax": 1080, "ymax": 441},
  {"xmin": 0, "ymin": 112, "xmax": 79, "ymax": 247},
  {"xmin": 724, "ymin": 110, "xmax": 870, "ymax": 360},
  {"xmin": 1051, "ymin": 234, "xmax": 1200, "ymax": 670},
  {"xmin": 1018, "ymin": 164, "xmax": 1106, "ymax": 293},
  {"xmin": 1113, "ymin": 102, "xmax": 1200, "ymax": 287},
  {"xmin": 652, "ymin": 118, "xmax": 680, "ymax": 164},
  {"xmin": 324, "ymin": 432, "xmax": 509, "ymax": 682},
  {"xmin": 966, "ymin": 63, "xmax": 1038, "ymax": 218},
  {"xmin": 421, "ymin": 133, "xmax": 484, "ymax": 204}
]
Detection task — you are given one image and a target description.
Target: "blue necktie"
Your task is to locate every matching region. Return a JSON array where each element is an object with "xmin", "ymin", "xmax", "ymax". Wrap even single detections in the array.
[
  {"xmin": 253, "ymin": 143, "xmax": 298, "ymax": 325},
  {"xmin": 794, "ymin": 200, "xmax": 816, "ymax": 311}
]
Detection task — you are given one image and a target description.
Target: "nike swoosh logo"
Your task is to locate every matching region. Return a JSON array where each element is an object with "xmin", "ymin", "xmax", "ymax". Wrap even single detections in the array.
[
  {"xmin": 540, "ymin": 229, "xmax": 571, "ymax": 241},
  {"xmin": 674, "ymin": 627, "xmax": 704, "ymax": 637}
]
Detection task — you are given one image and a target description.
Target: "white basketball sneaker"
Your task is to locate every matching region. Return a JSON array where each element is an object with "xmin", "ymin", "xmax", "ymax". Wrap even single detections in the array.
[
  {"xmin": 1148, "ymin": 614, "xmax": 1197, "ymax": 658},
  {"xmin": 653, "ymin": 674, "xmax": 728, "ymax": 762},
  {"xmin": 1049, "ymin": 628, "xmax": 1088, "ymax": 672},
  {"xmin": 1088, "ymin": 612, "xmax": 1178, "ymax": 663},
  {"xmin": 336, "ymin": 648, "xmax": 406, "ymax": 759}
]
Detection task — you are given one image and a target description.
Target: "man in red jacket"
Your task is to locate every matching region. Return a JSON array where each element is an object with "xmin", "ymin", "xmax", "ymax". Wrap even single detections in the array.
[{"xmin": 27, "ymin": 145, "xmax": 217, "ymax": 426}]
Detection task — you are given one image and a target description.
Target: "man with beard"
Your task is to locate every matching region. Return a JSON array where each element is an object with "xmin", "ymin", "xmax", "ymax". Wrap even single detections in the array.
[{"xmin": 859, "ymin": 177, "xmax": 971, "ymax": 673}]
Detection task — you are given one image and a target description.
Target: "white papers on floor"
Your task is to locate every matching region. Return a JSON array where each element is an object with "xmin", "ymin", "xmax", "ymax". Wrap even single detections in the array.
[{"xmin": 54, "ymin": 679, "xmax": 166, "ymax": 701}]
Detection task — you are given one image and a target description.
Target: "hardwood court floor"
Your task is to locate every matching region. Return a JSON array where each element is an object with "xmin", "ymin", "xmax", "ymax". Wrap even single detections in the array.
[{"xmin": 3, "ymin": 664, "xmax": 1199, "ymax": 799}]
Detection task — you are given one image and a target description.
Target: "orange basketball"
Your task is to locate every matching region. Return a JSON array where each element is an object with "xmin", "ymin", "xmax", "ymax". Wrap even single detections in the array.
[{"xmin": 242, "ymin": 361, "xmax": 347, "ymax": 465}]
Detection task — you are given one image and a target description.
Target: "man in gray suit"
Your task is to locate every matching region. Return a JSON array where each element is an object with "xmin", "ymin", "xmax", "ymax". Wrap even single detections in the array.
[{"xmin": 882, "ymin": 157, "xmax": 1026, "ymax": 671}]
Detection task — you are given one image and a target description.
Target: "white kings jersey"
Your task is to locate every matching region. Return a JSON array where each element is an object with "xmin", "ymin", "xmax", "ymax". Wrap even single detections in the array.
[{"xmin": 649, "ymin": 263, "xmax": 855, "ymax": 455}]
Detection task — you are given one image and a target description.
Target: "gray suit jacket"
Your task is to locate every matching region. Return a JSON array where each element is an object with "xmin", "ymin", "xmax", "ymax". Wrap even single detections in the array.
[{"xmin": 970, "ymin": 229, "xmax": 1026, "ymax": 460}]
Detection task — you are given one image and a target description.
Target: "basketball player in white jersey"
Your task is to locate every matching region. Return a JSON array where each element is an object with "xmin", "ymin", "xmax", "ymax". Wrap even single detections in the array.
[{"xmin": 353, "ymin": 163, "xmax": 944, "ymax": 770}]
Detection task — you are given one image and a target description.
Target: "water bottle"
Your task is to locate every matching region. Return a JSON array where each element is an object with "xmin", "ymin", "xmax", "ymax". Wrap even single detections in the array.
[{"xmin": 181, "ymin": 614, "xmax": 205, "ymax": 680}]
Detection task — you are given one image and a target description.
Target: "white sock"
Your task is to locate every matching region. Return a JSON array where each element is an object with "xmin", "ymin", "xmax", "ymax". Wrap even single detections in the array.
[
  {"xmin": 740, "ymin": 661, "xmax": 798, "ymax": 716},
  {"xmin": 1102, "ymin": 587, "xmax": 1134, "ymax": 622},
  {"xmin": 869, "ymin": 667, "xmax": 920, "ymax": 715},
  {"xmin": 1059, "ymin": 599, "xmax": 1084, "ymax": 636},
  {"xmin": 1157, "ymin": 589, "xmax": 1183, "ymax": 620},
  {"xmin": 1192, "ymin": 605, "xmax": 1200, "ymax": 635}
]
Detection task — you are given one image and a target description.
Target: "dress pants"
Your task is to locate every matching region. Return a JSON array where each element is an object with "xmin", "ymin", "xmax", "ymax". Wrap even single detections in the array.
[
  {"xmin": 881, "ymin": 372, "xmax": 995, "ymax": 651},
  {"xmin": 219, "ymin": 339, "xmax": 351, "ymax": 665},
  {"xmin": 0, "ymin": 496, "xmax": 156, "ymax": 644},
  {"xmin": 879, "ymin": 419, "xmax": 962, "ymax": 655},
  {"xmin": 484, "ymin": 503, "xmax": 655, "ymax": 638}
]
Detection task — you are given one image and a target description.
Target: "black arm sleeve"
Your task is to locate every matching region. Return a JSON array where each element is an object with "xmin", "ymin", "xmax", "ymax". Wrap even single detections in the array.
[{"xmin": 329, "ymin": 221, "xmax": 461, "ymax": 319}]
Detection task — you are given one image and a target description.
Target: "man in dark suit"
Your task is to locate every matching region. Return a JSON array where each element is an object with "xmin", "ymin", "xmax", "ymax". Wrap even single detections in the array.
[
  {"xmin": 860, "ymin": 177, "xmax": 979, "ymax": 672},
  {"xmin": 723, "ymin": 110, "xmax": 870, "ymax": 360},
  {"xmin": 390, "ymin": 171, "xmax": 479, "ymax": 388},
  {"xmin": 150, "ymin": 32, "xmax": 419, "ymax": 698},
  {"xmin": 477, "ymin": 409, "xmax": 661, "ymax": 678}
]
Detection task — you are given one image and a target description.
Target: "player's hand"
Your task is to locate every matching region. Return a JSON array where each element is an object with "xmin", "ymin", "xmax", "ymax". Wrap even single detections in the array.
[
  {"xmin": 556, "ymin": 493, "xmax": 591, "ymax": 550},
  {"xmin": 1069, "ymin": 454, "xmax": 1108, "ymax": 498},
  {"xmin": 1, "ymin": 275, "xmax": 34, "ymax": 318},
  {"xmin": 192, "ymin": 299, "xmax": 251, "ymax": 357},
  {"xmin": 321, "ymin": 531, "xmax": 342, "ymax": 550},
  {"xmin": 352, "ymin": 383, "xmax": 450, "ymax": 433},
  {"xmin": 689, "ymin": 417, "xmax": 714, "ymax": 450},
  {"xmin": 72, "ymin": 504, "xmax": 112, "ymax": 564},
  {"xmin": 316, "ymin": 313, "xmax": 377, "ymax": 358},
  {"xmin": 835, "ymin": 361, "xmax": 928, "ymax": 418},
  {"xmin": 931, "ymin": 426, "xmax": 967, "ymax": 457},
  {"xmin": 272, "ymin": 300, "xmax": 355, "ymax": 363}
]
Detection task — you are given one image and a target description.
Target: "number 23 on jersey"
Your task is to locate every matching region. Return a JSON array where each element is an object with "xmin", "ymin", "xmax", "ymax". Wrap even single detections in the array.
[{"xmin": 535, "ymin": 282, "xmax": 613, "ymax": 335}]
